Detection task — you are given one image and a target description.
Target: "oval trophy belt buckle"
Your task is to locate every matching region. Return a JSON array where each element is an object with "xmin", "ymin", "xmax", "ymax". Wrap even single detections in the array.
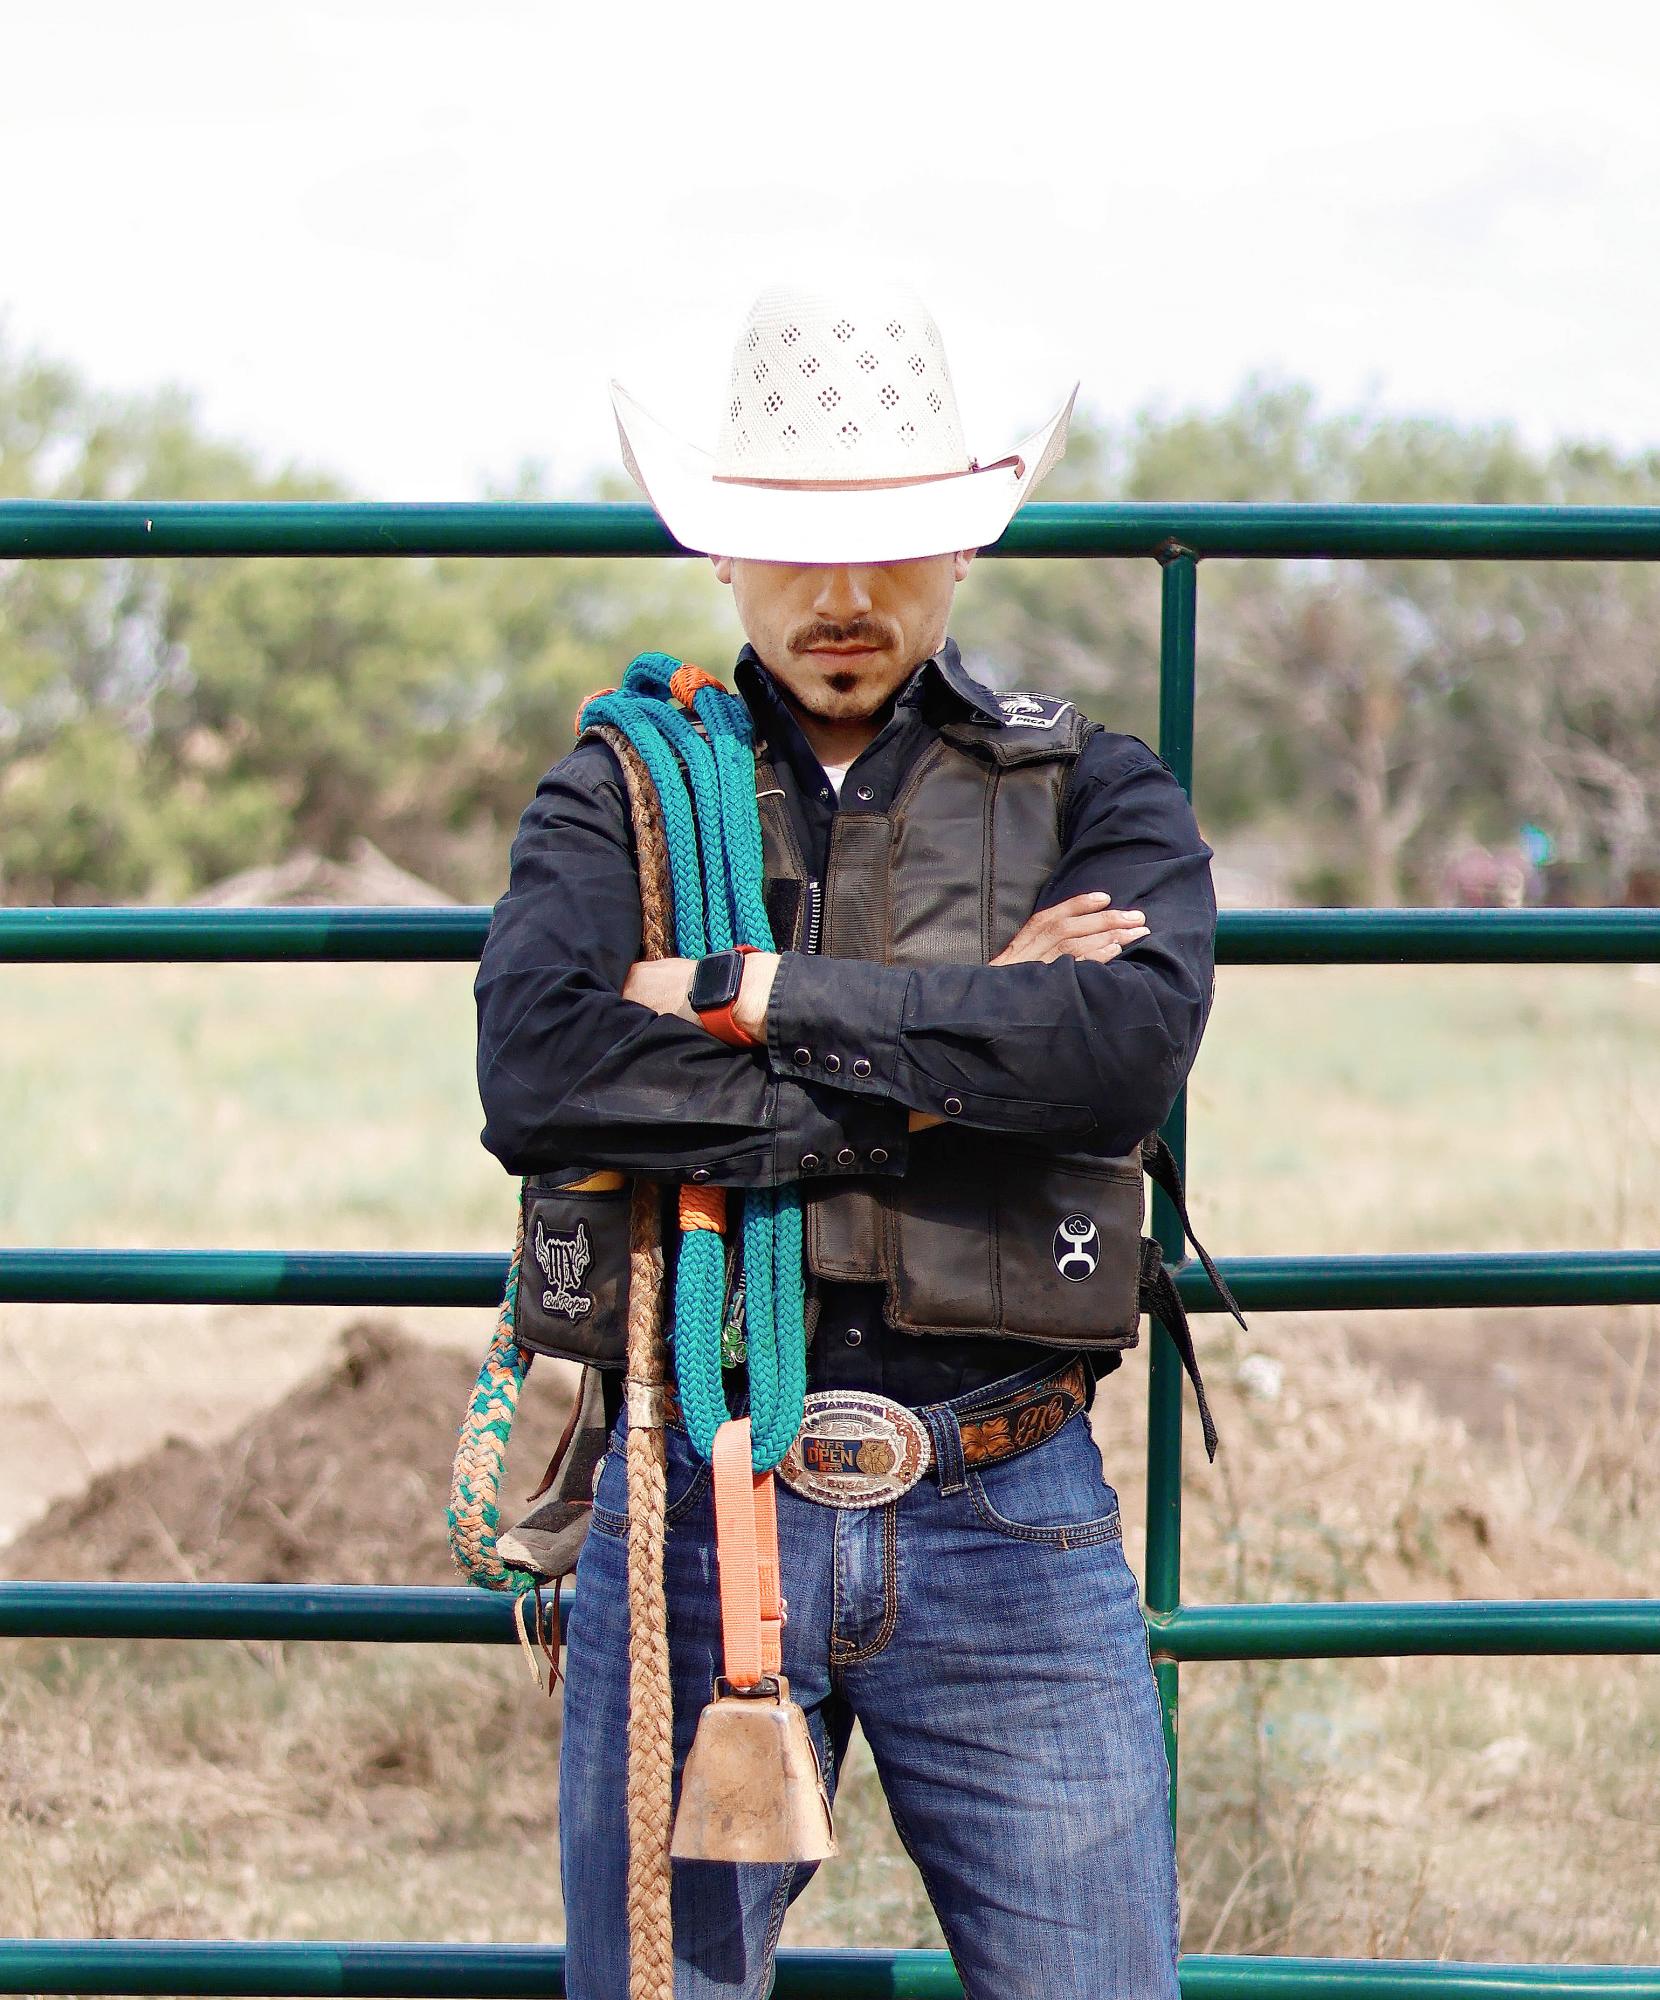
[{"xmin": 777, "ymin": 1391, "xmax": 933, "ymax": 1507}]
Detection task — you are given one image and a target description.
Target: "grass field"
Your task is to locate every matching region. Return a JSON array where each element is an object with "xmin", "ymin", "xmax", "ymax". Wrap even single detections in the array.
[{"xmin": 2, "ymin": 957, "xmax": 1658, "ymax": 1967}]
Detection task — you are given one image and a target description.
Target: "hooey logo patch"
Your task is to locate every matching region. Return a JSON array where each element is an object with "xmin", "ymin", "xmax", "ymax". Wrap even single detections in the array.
[{"xmin": 1053, "ymin": 1214, "xmax": 1100, "ymax": 1281}]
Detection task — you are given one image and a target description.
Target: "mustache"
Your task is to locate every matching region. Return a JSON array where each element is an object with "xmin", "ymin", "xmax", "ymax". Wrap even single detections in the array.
[{"xmin": 788, "ymin": 619, "xmax": 897, "ymax": 655}]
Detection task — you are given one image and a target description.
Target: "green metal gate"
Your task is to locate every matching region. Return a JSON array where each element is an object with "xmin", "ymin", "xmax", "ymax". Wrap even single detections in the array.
[{"xmin": 2, "ymin": 498, "xmax": 1659, "ymax": 1996}]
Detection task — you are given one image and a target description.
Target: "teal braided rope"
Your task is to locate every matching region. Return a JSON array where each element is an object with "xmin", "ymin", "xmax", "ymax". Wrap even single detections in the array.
[
  {"xmin": 685, "ymin": 676, "xmax": 808, "ymax": 1466},
  {"xmin": 581, "ymin": 692, "xmax": 708, "ymax": 960},
  {"xmin": 688, "ymin": 680, "xmax": 773, "ymax": 949},
  {"xmin": 752, "ymin": 1190, "xmax": 807, "ymax": 1465},
  {"xmin": 658, "ymin": 670, "xmax": 805, "ymax": 1467},
  {"xmin": 580, "ymin": 680, "xmax": 732, "ymax": 1448},
  {"xmin": 581, "ymin": 656, "xmax": 809, "ymax": 1472},
  {"xmin": 639, "ymin": 707, "xmax": 735, "ymax": 952},
  {"xmin": 582, "ymin": 685, "xmax": 731, "ymax": 1449},
  {"xmin": 670, "ymin": 1227, "xmax": 730, "ymax": 1456}
]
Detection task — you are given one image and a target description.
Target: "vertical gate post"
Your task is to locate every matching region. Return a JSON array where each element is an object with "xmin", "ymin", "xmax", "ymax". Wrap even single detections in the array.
[{"xmin": 1147, "ymin": 546, "xmax": 1199, "ymax": 1816}]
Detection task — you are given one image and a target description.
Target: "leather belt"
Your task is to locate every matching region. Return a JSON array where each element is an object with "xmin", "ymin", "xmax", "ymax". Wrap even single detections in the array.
[{"xmin": 662, "ymin": 1356, "xmax": 1092, "ymax": 1509}]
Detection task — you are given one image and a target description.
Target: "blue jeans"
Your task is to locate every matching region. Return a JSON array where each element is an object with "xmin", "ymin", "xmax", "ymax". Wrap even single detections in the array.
[{"xmin": 559, "ymin": 1356, "xmax": 1180, "ymax": 1999}]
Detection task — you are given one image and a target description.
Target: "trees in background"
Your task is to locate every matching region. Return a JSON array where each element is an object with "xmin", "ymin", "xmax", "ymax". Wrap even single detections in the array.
[
  {"xmin": 967, "ymin": 381, "xmax": 1660, "ymax": 905},
  {"xmin": 3, "ymin": 346, "xmax": 1657, "ymax": 905}
]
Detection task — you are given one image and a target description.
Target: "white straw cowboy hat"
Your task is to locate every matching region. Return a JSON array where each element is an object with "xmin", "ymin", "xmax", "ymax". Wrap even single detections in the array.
[{"xmin": 610, "ymin": 283, "xmax": 1077, "ymax": 564}]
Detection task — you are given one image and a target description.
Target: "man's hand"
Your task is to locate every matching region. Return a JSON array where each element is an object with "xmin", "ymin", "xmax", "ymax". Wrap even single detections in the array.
[
  {"xmin": 990, "ymin": 892, "xmax": 1148, "ymax": 967},
  {"xmin": 621, "ymin": 957, "xmax": 698, "ymax": 1024}
]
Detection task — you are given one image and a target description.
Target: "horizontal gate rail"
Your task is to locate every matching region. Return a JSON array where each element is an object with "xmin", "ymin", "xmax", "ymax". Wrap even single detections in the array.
[
  {"xmin": 1, "ymin": 1939, "xmax": 1656, "ymax": 1996},
  {"xmin": 6, "ymin": 1582, "xmax": 1660, "ymax": 1658},
  {"xmin": 4, "ymin": 1247, "xmax": 1656, "ymax": 1309},
  {"xmin": 1, "ymin": 905, "xmax": 1655, "ymax": 963},
  {"xmin": 0, "ymin": 1247, "xmax": 508, "ymax": 1306},
  {"xmin": 8, "ymin": 496, "xmax": 1660, "ymax": 561}
]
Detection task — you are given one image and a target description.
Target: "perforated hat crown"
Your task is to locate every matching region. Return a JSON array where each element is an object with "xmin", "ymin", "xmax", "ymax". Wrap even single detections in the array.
[
  {"xmin": 716, "ymin": 284, "xmax": 969, "ymax": 484},
  {"xmin": 610, "ymin": 280, "xmax": 1076, "ymax": 564}
]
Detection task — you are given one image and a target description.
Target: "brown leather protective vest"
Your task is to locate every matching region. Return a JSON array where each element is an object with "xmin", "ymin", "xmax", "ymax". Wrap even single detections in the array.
[{"xmin": 756, "ymin": 707, "xmax": 1151, "ymax": 1356}]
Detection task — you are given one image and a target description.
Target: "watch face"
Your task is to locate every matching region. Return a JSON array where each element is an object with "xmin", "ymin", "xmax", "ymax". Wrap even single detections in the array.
[{"xmin": 690, "ymin": 950, "xmax": 744, "ymax": 1014}]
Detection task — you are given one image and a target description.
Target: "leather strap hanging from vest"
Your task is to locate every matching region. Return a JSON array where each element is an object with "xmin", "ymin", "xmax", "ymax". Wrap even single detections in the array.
[
  {"xmin": 711, "ymin": 1418, "xmax": 784, "ymax": 1686},
  {"xmin": 1137, "ymin": 1133, "xmax": 1250, "ymax": 1464}
]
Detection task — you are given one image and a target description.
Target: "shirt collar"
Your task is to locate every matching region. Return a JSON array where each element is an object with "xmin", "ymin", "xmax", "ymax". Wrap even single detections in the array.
[{"xmin": 733, "ymin": 636, "xmax": 1004, "ymax": 735}]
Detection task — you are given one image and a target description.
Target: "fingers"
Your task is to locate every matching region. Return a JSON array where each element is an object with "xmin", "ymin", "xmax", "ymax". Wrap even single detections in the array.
[
  {"xmin": 1056, "ymin": 909, "xmax": 1145, "ymax": 940},
  {"xmin": 1031, "ymin": 932, "xmax": 1146, "ymax": 965},
  {"xmin": 989, "ymin": 892, "xmax": 1152, "ymax": 966},
  {"xmin": 1066, "ymin": 930, "xmax": 1146, "ymax": 963},
  {"xmin": 1019, "ymin": 920, "xmax": 1151, "ymax": 964}
]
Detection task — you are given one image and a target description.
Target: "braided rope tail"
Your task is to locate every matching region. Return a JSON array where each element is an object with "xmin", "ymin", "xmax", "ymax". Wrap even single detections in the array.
[
  {"xmin": 446, "ymin": 709, "xmax": 679, "ymax": 1998},
  {"xmin": 597, "ymin": 725, "xmax": 679, "ymax": 2000}
]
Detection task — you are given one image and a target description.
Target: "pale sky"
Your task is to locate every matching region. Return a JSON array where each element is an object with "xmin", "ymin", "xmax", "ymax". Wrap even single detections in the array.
[{"xmin": 4, "ymin": 0, "xmax": 1659, "ymax": 499}]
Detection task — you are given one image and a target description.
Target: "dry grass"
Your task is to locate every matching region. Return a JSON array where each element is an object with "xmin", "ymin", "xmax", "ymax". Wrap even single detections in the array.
[{"xmin": 1, "ymin": 958, "xmax": 1658, "ymax": 1965}]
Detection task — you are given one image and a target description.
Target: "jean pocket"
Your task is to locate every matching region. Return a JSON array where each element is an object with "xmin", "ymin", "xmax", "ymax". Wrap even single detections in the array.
[
  {"xmin": 590, "ymin": 1420, "xmax": 712, "ymax": 1539},
  {"xmin": 965, "ymin": 1416, "xmax": 1123, "ymax": 1548}
]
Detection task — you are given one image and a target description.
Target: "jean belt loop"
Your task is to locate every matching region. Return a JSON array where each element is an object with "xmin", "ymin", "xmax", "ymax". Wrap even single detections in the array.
[{"xmin": 923, "ymin": 1404, "xmax": 968, "ymax": 1495}]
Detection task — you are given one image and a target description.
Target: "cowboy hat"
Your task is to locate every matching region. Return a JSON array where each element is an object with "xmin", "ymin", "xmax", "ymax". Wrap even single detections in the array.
[{"xmin": 610, "ymin": 282, "xmax": 1076, "ymax": 564}]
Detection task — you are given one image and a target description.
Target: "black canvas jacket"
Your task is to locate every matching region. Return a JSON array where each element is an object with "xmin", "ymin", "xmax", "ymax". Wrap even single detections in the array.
[{"xmin": 474, "ymin": 639, "xmax": 1218, "ymax": 1406}]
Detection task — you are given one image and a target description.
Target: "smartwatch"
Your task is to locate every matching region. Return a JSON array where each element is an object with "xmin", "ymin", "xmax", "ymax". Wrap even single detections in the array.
[{"xmin": 690, "ymin": 945, "xmax": 760, "ymax": 1047}]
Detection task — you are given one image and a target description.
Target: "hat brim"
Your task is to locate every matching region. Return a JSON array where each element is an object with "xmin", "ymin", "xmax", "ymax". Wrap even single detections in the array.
[{"xmin": 610, "ymin": 381, "xmax": 1077, "ymax": 564}]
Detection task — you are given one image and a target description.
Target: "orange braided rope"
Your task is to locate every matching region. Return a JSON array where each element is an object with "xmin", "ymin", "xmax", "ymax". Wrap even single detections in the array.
[
  {"xmin": 668, "ymin": 661, "xmax": 724, "ymax": 707},
  {"xmin": 678, "ymin": 1183, "xmax": 728, "ymax": 1233}
]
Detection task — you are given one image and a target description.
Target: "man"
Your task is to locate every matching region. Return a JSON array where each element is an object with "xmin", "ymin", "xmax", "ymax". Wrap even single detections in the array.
[{"xmin": 474, "ymin": 283, "xmax": 1218, "ymax": 1998}]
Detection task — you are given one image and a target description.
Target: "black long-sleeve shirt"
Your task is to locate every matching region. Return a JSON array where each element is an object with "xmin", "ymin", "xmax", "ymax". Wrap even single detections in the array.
[{"xmin": 475, "ymin": 638, "xmax": 1218, "ymax": 1406}]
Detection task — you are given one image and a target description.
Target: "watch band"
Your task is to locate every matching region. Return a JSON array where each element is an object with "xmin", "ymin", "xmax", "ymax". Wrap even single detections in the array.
[{"xmin": 692, "ymin": 945, "xmax": 760, "ymax": 1048}]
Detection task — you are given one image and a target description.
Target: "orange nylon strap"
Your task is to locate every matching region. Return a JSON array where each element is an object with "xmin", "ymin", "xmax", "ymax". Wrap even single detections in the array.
[
  {"xmin": 753, "ymin": 1462, "xmax": 784, "ymax": 1677},
  {"xmin": 710, "ymin": 1418, "xmax": 784, "ymax": 1687}
]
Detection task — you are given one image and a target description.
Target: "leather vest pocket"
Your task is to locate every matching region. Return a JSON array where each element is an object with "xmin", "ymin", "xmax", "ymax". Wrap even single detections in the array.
[
  {"xmin": 513, "ymin": 1172, "xmax": 631, "ymax": 1368},
  {"xmin": 990, "ymin": 1144, "xmax": 1143, "ymax": 1344},
  {"xmin": 805, "ymin": 1181, "xmax": 888, "ymax": 1281},
  {"xmin": 878, "ymin": 1136, "xmax": 1143, "ymax": 1346},
  {"xmin": 884, "ymin": 1144, "xmax": 997, "ymax": 1330}
]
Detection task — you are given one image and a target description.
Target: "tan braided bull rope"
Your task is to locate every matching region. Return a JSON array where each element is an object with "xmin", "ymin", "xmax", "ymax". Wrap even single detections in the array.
[{"xmin": 593, "ymin": 722, "xmax": 677, "ymax": 2000}]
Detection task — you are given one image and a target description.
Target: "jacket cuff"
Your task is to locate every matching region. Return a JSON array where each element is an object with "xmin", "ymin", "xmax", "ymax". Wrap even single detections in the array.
[
  {"xmin": 770, "ymin": 1078, "xmax": 910, "ymax": 1185},
  {"xmin": 766, "ymin": 951, "xmax": 913, "ymax": 1098}
]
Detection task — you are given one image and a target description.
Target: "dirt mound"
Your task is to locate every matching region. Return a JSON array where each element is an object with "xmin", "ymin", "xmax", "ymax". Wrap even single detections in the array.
[{"xmin": 2, "ymin": 1319, "xmax": 573, "ymax": 1587}]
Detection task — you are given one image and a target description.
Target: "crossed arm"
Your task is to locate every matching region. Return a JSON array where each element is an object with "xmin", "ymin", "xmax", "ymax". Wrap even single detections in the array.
[
  {"xmin": 474, "ymin": 732, "xmax": 1216, "ymax": 1186},
  {"xmin": 622, "ymin": 893, "xmax": 1151, "ymax": 1132}
]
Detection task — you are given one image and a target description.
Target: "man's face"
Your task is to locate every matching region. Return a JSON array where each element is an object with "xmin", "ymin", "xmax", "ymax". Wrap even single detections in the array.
[{"xmin": 711, "ymin": 550, "xmax": 975, "ymax": 723}]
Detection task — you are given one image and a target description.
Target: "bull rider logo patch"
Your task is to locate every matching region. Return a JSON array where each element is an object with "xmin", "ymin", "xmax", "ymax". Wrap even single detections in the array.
[
  {"xmin": 534, "ymin": 1216, "xmax": 593, "ymax": 1320},
  {"xmin": 1053, "ymin": 1214, "xmax": 1100, "ymax": 1282},
  {"xmin": 996, "ymin": 692, "xmax": 1074, "ymax": 729}
]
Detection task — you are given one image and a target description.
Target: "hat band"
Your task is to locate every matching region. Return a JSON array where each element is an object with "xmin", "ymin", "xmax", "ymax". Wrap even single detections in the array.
[{"xmin": 710, "ymin": 451, "xmax": 1024, "ymax": 493}]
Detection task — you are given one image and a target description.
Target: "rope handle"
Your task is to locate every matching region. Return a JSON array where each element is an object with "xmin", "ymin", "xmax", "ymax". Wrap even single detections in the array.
[{"xmin": 710, "ymin": 1418, "xmax": 784, "ymax": 1688}]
